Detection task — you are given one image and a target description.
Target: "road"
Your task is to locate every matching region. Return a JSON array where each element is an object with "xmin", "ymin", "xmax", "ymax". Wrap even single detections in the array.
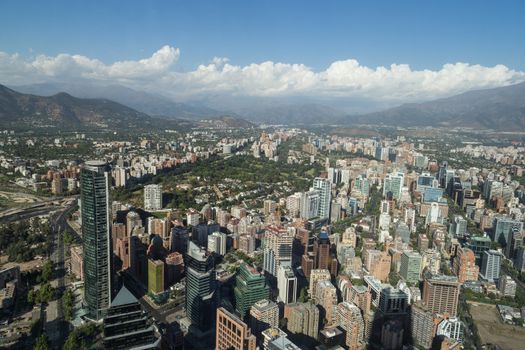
[{"xmin": 45, "ymin": 199, "xmax": 77, "ymax": 349}]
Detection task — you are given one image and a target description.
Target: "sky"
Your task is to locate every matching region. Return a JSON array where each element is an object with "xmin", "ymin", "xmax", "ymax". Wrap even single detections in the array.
[{"xmin": 1, "ymin": 0, "xmax": 524, "ymax": 107}]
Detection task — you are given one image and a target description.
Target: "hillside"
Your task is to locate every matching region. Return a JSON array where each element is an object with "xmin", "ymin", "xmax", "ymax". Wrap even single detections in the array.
[
  {"xmin": 0, "ymin": 84, "xmax": 184, "ymax": 130},
  {"xmin": 349, "ymin": 82, "xmax": 525, "ymax": 130}
]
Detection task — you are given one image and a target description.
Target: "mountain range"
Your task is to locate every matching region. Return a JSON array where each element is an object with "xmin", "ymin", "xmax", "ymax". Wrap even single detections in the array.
[{"xmin": 2, "ymin": 81, "xmax": 525, "ymax": 131}]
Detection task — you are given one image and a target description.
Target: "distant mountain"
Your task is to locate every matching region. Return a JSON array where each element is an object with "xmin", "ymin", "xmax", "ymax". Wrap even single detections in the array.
[
  {"xmin": 11, "ymin": 82, "xmax": 224, "ymax": 120},
  {"xmin": 0, "ymin": 84, "xmax": 186, "ymax": 130},
  {"xmin": 348, "ymin": 82, "xmax": 525, "ymax": 130},
  {"xmin": 237, "ymin": 103, "xmax": 346, "ymax": 125},
  {"xmin": 197, "ymin": 115, "xmax": 255, "ymax": 128}
]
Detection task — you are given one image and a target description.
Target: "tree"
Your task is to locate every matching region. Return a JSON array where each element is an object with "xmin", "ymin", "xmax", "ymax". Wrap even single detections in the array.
[
  {"xmin": 298, "ymin": 287, "xmax": 308, "ymax": 302},
  {"xmin": 34, "ymin": 334, "xmax": 49, "ymax": 350}
]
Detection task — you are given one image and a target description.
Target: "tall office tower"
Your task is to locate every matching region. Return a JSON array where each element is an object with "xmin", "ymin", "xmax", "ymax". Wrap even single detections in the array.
[
  {"xmin": 493, "ymin": 217, "xmax": 524, "ymax": 245},
  {"xmin": 165, "ymin": 252, "xmax": 184, "ymax": 286},
  {"xmin": 453, "ymin": 247, "xmax": 479, "ymax": 283},
  {"xmin": 313, "ymin": 177, "xmax": 332, "ymax": 219},
  {"xmin": 216, "ymin": 307, "xmax": 256, "ymax": 350},
  {"xmin": 354, "ymin": 175, "xmax": 370, "ymax": 197},
  {"xmin": 234, "ymin": 263, "xmax": 270, "ymax": 319},
  {"xmin": 378, "ymin": 287, "xmax": 408, "ymax": 316},
  {"xmin": 309, "ymin": 269, "xmax": 331, "ymax": 296},
  {"xmin": 515, "ymin": 247, "xmax": 525, "ymax": 272},
  {"xmin": 411, "ymin": 302, "xmax": 440, "ymax": 349},
  {"xmin": 383, "ymin": 172, "xmax": 404, "ymax": 200},
  {"xmin": 143, "ymin": 184, "xmax": 162, "ymax": 211},
  {"xmin": 313, "ymin": 231, "xmax": 338, "ymax": 275},
  {"xmin": 208, "ymin": 231, "xmax": 227, "ymax": 255},
  {"xmin": 81, "ymin": 160, "xmax": 112, "ymax": 320},
  {"xmin": 399, "ymin": 251, "xmax": 422, "ymax": 284},
  {"xmin": 147, "ymin": 259, "xmax": 165, "ymax": 294},
  {"xmin": 422, "ymin": 273, "xmax": 460, "ymax": 316},
  {"xmin": 249, "ymin": 299, "xmax": 279, "ymax": 336},
  {"xmin": 380, "ymin": 200, "xmax": 390, "ymax": 214},
  {"xmin": 102, "ymin": 286, "xmax": 161, "ymax": 349},
  {"xmin": 381, "ymin": 320, "xmax": 404, "ymax": 350},
  {"xmin": 277, "ymin": 264, "xmax": 297, "ymax": 304},
  {"xmin": 185, "ymin": 241, "xmax": 216, "ymax": 330},
  {"xmin": 337, "ymin": 302, "xmax": 365, "ymax": 350},
  {"xmin": 262, "ymin": 226, "xmax": 293, "ymax": 276},
  {"xmin": 480, "ymin": 249, "xmax": 503, "ymax": 282},
  {"xmin": 300, "ymin": 189, "xmax": 320, "ymax": 220},
  {"xmin": 170, "ymin": 226, "xmax": 189, "ymax": 254},
  {"xmin": 129, "ymin": 236, "xmax": 147, "ymax": 284},
  {"xmin": 285, "ymin": 303, "xmax": 320, "ymax": 340},
  {"xmin": 505, "ymin": 230, "xmax": 523, "ymax": 260},
  {"xmin": 315, "ymin": 280, "xmax": 338, "ymax": 325}
]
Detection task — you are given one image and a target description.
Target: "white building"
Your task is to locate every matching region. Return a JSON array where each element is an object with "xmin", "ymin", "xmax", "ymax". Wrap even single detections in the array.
[{"xmin": 144, "ymin": 184, "xmax": 162, "ymax": 210}]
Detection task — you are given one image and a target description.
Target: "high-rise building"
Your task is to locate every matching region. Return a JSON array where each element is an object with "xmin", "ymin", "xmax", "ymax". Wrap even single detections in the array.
[
  {"xmin": 300, "ymin": 190, "xmax": 320, "ymax": 220},
  {"xmin": 383, "ymin": 172, "xmax": 404, "ymax": 200},
  {"xmin": 263, "ymin": 226, "xmax": 293, "ymax": 276},
  {"xmin": 315, "ymin": 280, "xmax": 338, "ymax": 325},
  {"xmin": 498, "ymin": 275, "xmax": 516, "ymax": 297},
  {"xmin": 144, "ymin": 184, "xmax": 162, "ymax": 211},
  {"xmin": 381, "ymin": 320, "xmax": 404, "ymax": 350},
  {"xmin": 378, "ymin": 287, "xmax": 408, "ymax": 316},
  {"xmin": 277, "ymin": 264, "xmax": 297, "ymax": 304},
  {"xmin": 81, "ymin": 160, "xmax": 112, "ymax": 320},
  {"xmin": 309, "ymin": 269, "xmax": 331, "ymax": 297},
  {"xmin": 493, "ymin": 217, "xmax": 523, "ymax": 246},
  {"xmin": 249, "ymin": 299, "xmax": 279, "ymax": 336},
  {"xmin": 208, "ymin": 231, "xmax": 227, "ymax": 255},
  {"xmin": 185, "ymin": 241, "xmax": 216, "ymax": 330},
  {"xmin": 337, "ymin": 301, "xmax": 365, "ymax": 350},
  {"xmin": 234, "ymin": 263, "xmax": 270, "ymax": 318},
  {"xmin": 411, "ymin": 302, "xmax": 440, "ymax": 349},
  {"xmin": 284, "ymin": 303, "xmax": 319, "ymax": 340},
  {"xmin": 147, "ymin": 259, "xmax": 165, "ymax": 294},
  {"xmin": 399, "ymin": 251, "xmax": 422, "ymax": 284},
  {"xmin": 453, "ymin": 247, "xmax": 479, "ymax": 283},
  {"xmin": 102, "ymin": 286, "xmax": 161, "ymax": 349},
  {"xmin": 422, "ymin": 273, "xmax": 460, "ymax": 316},
  {"xmin": 480, "ymin": 249, "xmax": 502, "ymax": 282},
  {"xmin": 313, "ymin": 177, "xmax": 332, "ymax": 219},
  {"xmin": 216, "ymin": 307, "xmax": 256, "ymax": 350}
]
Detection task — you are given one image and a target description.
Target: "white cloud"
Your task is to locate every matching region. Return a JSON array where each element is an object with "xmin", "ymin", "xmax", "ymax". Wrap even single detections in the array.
[{"xmin": 0, "ymin": 45, "xmax": 523, "ymax": 103}]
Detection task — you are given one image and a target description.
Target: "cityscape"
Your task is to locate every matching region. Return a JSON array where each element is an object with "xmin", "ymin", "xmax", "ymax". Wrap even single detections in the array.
[{"xmin": 1, "ymin": 1, "xmax": 525, "ymax": 350}]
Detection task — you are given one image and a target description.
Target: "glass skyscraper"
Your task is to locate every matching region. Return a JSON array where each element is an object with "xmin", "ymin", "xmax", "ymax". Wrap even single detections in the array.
[{"xmin": 81, "ymin": 160, "xmax": 112, "ymax": 320}]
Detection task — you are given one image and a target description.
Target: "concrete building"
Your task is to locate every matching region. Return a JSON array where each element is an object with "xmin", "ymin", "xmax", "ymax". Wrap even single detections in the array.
[
  {"xmin": 315, "ymin": 280, "xmax": 338, "ymax": 325},
  {"xmin": 147, "ymin": 259, "xmax": 165, "ymax": 294},
  {"xmin": 453, "ymin": 247, "xmax": 479, "ymax": 284},
  {"xmin": 277, "ymin": 264, "xmax": 297, "ymax": 304},
  {"xmin": 144, "ymin": 184, "xmax": 162, "ymax": 211},
  {"xmin": 399, "ymin": 251, "xmax": 422, "ymax": 284},
  {"xmin": 284, "ymin": 303, "xmax": 320, "ymax": 340},
  {"xmin": 422, "ymin": 273, "xmax": 460, "ymax": 316},
  {"xmin": 498, "ymin": 275, "xmax": 516, "ymax": 297},
  {"xmin": 337, "ymin": 301, "xmax": 365, "ymax": 350},
  {"xmin": 249, "ymin": 299, "xmax": 279, "ymax": 336},
  {"xmin": 480, "ymin": 249, "xmax": 503, "ymax": 282},
  {"xmin": 309, "ymin": 269, "xmax": 331, "ymax": 297},
  {"xmin": 208, "ymin": 231, "xmax": 227, "ymax": 255},
  {"xmin": 216, "ymin": 307, "xmax": 256, "ymax": 350},
  {"xmin": 234, "ymin": 263, "xmax": 270, "ymax": 318}
]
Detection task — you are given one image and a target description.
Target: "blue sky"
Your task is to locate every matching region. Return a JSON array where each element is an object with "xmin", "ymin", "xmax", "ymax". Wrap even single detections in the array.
[
  {"xmin": 0, "ymin": 0, "xmax": 524, "ymax": 106},
  {"xmin": 2, "ymin": 0, "xmax": 524, "ymax": 70}
]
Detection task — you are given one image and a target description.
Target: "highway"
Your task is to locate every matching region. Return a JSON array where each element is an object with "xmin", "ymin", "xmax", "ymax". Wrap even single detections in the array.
[{"xmin": 45, "ymin": 199, "xmax": 78, "ymax": 349}]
